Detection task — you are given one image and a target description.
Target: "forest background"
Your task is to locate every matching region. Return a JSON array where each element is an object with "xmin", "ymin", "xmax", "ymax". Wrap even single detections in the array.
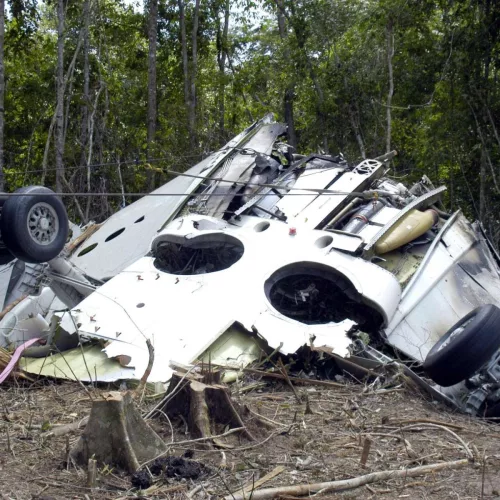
[{"xmin": 0, "ymin": 0, "xmax": 499, "ymax": 244}]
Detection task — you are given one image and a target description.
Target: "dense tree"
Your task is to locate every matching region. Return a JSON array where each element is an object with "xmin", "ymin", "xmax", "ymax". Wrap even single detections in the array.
[{"xmin": 0, "ymin": 0, "xmax": 498, "ymax": 246}]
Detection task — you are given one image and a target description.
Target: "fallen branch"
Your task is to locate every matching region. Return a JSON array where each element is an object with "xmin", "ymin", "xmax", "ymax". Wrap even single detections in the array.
[
  {"xmin": 234, "ymin": 465, "xmax": 285, "ymax": 495},
  {"xmin": 65, "ymin": 223, "xmax": 101, "ymax": 255},
  {"xmin": 225, "ymin": 459, "xmax": 469, "ymax": 500},
  {"xmin": 0, "ymin": 295, "xmax": 28, "ymax": 321},
  {"xmin": 277, "ymin": 358, "xmax": 301, "ymax": 403},
  {"xmin": 242, "ymin": 368, "xmax": 346, "ymax": 389},
  {"xmin": 43, "ymin": 416, "xmax": 90, "ymax": 438},
  {"xmin": 245, "ymin": 405, "xmax": 287, "ymax": 428},
  {"xmin": 133, "ymin": 339, "xmax": 154, "ymax": 399},
  {"xmin": 389, "ymin": 423, "xmax": 474, "ymax": 461},
  {"xmin": 388, "ymin": 418, "xmax": 463, "ymax": 431}
]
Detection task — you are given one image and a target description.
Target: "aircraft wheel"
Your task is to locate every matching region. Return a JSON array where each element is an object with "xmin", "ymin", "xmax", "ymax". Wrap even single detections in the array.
[
  {"xmin": 0, "ymin": 186, "xmax": 69, "ymax": 263},
  {"xmin": 423, "ymin": 304, "xmax": 500, "ymax": 387}
]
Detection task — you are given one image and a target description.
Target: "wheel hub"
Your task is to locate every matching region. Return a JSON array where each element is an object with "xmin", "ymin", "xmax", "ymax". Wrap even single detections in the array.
[{"xmin": 27, "ymin": 202, "xmax": 59, "ymax": 246}]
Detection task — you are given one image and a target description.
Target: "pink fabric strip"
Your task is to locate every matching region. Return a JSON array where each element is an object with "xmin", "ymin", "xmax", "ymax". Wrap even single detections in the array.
[{"xmin": 0, "ymin": 337, "xmax": 41, "ymax": 383}]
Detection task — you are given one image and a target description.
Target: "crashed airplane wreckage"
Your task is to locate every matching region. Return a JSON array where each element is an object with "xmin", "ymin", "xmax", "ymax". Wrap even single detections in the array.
[{"xmin": 2, "ymin": 114, "xmax": 500, "ymax": 418}]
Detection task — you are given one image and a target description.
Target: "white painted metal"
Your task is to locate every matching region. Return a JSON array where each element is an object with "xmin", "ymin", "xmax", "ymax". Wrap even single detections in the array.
[
  {"xmin": 59, "ymin": 214, "xmax": 401, "ymax": 382},
  {"xmin": 386, "ymin": 214, "xmax": 500, "ymax": 361},
  {"xmin": 7, "ymin": 115, "xmax": 500, "ymax": 395},
  {"xmin": 68, "ymin": 115, "xmax": 276, "ymax": 279}
]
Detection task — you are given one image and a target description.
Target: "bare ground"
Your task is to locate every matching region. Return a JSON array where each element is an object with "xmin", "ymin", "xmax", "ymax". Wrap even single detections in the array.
[{"xmin": 1, "ymin": 375, "xmax": 500, "ymax": 500}]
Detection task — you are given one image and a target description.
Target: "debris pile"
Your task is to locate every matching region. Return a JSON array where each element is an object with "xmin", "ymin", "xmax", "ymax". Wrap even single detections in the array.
[{"xmin": 2, "ymin": 371, "xmax": 498, "ymax": 499}]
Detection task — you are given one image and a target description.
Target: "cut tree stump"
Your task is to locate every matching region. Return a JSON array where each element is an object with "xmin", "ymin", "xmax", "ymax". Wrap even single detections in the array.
[
  {"xmin": 163, "ymin": 373, "xmax": 259, "ymax": 448},
  {"xmin": 70, "ymin": 391, "xmax": 167, "ymax": 472}
]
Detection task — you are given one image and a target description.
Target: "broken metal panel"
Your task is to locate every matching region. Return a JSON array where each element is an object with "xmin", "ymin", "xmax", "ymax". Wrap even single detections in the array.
[
  {"xmin": 275, "ymin": 167, "xmax": 345, "ymax": 221},
  {"xmin": 301, "ymin": 164, "xmax": 386, "ymax": 229},
  {"xmin": 0, "ymin": 261, "xmax": 47, "ymax": 310},
  {"xmin": 68, "ymin": 116, "xmax": 274, "ymax": 280},
  {"xmin": 252, "ymin": 313, "xmax": 355, "ymax": 358},
  {"xmin": 276, "ymin": 160, "xmax": 385, "ymax": 229},
  {"xmin": 441, "ymin": 214, "xmax": 478, "ymax": 259},
  {"xmin": 68, "ymin": 158, "xmax": 214, "ymax": 279},
  {"xmin": 56, "ymin": 214, "xmax": 400, "ymax": 382},
  {"xmin": 0, "ymin": 287, "xmax": 66, "ymax": 349},
  {"xmin": 0, "ymin": 263, "xmax": 14, "ymax": 309},
  {"xmin": 457, "ymin": 243, "xmax": 500, "ymax": 299},
  {"xmin": 386, "ymin": 247, "xmax": 500, "ymax": 361},
  {"xmin": 20, "ymin": 343, "xmax": 135, "ymax": 382},
  {"xmin": 201, "ymin": 122, "xmax": 286, "ymax": 217},
  {"xmin": 197, "ymin": 323, "xmax": 269, "ymax": 368}
]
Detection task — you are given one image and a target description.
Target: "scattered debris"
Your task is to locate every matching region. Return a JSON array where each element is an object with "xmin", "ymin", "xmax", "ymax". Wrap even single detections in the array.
[
  {"xmin": 226, "ymin": 459, "xmax": 471, "ymax": 500},
  {"xmin": 2, "ymin": 115, "xmax": 500, "ymax": 500},
  {"xmin": 0, "ymin": 372, "xmax": 497, "ymax": 499},
  {"xmin": 2, "ymin": 115, "xmax": 499, "ymax": 420}
]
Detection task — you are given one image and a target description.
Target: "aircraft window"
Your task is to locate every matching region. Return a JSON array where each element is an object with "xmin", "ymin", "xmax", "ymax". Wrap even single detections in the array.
[
  {"xmin": 264, "ymin": 262, "xmax": 382, "ymax": 328},
  {"xmin": 153, "ymin": 234, "xmax": 244, "ymax": 275},
  {"xmin": 254, "ymin": 221, "xmax": 270, "ymax": 232},
  {"xmin": 105, "ymin": 228, "xmax": 126, "ymax": 242},
  {"xmin": 77, "ymin": 243, "xmax": 98, "ymax": 257}
]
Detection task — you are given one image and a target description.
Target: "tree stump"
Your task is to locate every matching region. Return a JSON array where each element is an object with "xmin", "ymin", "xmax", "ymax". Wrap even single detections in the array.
[
  {"xmin": 163, "ymin": 373, "xmax": 257, "ymax": 448},
  {"xmin": 70, "ymin": 391, "xmax": 167, "ymax": 473}
]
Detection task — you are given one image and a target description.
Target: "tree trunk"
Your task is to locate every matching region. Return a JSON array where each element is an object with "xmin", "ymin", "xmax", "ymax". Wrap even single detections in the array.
[
  {"xmin": 84, "ymin": 83, "xmax": 103, "ymax": 221},
  {"xmin": 42, "ymin": 34, "xmax": 83, "ymax": 185},
  {"xmin": 348, "ymin": 103, "xmax": 366, "ymax": 159},
  {"xmin": 147, "ymin": 0, "xmax": 158, "ymax": 190},
  {"xmin": 179, "ymin": 0, "xmax": 189, "ymax": 128},
  {"xmin": 83, "ymin": 12, "xmax": 91, "ymax": 220},
  {"xmin": 0, "ymin": 0, "xmax": 4, "ymax": 192},
  {"xmin": 70, "ymin": 391, "xmax": 167, "ymax": 473},
  {"xmin": 163, "ymin": 373, "xmax": 259, "ymax": 449},
  {"xmin": 80, "ymin": 0, "xmax": 90, "ymax": 167},
  {"xmin": 55, "ymin": 0, "xmax": 65, "ymax": 193},
  {"xmin": 480, "ymin": 146, "xmax": 486, "ymax": 223},
  {"xmin": 386, "ymin": 18, "xmax": 394, "ymax": 155},
  {"xmin": 277, "ymin": 0, "xmax": 296, "ymax": 149},
  {"xmin": 283, "ymin": 1, "xmax": 324, "ymax": 149},
  {"xmin": 217, "ymin": 0, "xmax": 230, "ymax": 142},
  {"xmin": 189, "ymin": 0, "xmax": 200, "ymax": 148}
]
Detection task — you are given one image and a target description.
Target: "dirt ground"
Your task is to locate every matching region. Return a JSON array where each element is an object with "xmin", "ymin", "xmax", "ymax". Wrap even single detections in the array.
[{"xmin": 1, "ymin": 374, "xmax": 500, "ymax": 500}]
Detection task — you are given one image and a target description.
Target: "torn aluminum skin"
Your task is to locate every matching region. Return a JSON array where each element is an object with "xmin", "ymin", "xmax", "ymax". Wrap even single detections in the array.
[{"xmin": 6, "ymin": 114, "xmax": 500, "ymax": 418}]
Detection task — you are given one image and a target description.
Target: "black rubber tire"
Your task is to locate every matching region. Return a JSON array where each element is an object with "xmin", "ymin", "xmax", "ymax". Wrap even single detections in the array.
[
  {"xmin": 0, "ymin": 186, "xmax": 69, "ymax": 263},
  {"xmin": 423, "ymin": 304, "xmax": 500, "ymax": 387},
  {"xmin": 0, "ymin": 248, "xmax": 15, "ymax": 265}
]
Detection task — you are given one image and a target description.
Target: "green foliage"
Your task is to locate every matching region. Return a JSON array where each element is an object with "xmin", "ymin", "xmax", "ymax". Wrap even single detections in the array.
[{"xmin": 0, "ymin": 0, "xmax": 499, "ymax": 244}]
